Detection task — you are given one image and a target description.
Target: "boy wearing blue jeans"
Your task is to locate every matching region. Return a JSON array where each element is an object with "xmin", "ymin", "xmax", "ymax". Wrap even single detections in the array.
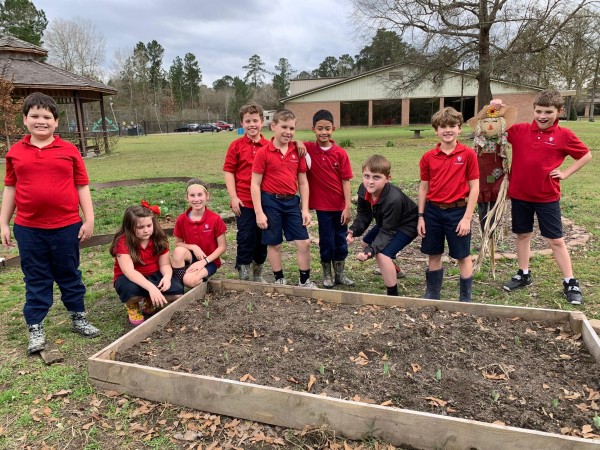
[
  {"xmin": 347, "ymin": 155, "xmax": 418, "ymax": 296},
  {"xmin": 418, "ymin": 107, "xmax": 479, "ymax": 302}
]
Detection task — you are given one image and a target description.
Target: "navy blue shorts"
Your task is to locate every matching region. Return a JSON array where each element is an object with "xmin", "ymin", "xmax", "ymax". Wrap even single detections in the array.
[
  {"xmin": 511, "ymin": 199, "xmax": 562, "ymax": 239},
  {"xmin": 363, "ymin": 225, "xmax": 415, "ymax": 259},
  {"xmin": 420, "ymin": 204, "xmax": 471, "ymax": 260},
  {"xmin": 114, "ymin": 271, "xmax": 184, "ymax": 302},
  {"xmin": 260, "ymin": 192, "xmax": 309, "ymax": 245}
]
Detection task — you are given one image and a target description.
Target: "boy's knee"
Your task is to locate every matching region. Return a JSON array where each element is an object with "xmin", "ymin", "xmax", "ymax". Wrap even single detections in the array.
[
  {"xmin": 546, "ymin": 237, "xmax": 566, "ymax": 248},
  {"xmin": 515, "ymin": 232, "xmax": 532, "ymax": 241},
  {"xmin": 295, "ymin": 239, "xmax": 310, "ymax": 252}
]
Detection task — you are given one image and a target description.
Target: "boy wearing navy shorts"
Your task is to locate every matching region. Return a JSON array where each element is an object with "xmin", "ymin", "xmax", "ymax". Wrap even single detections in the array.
[
  {"xmin": 304, "ymin": 109, "xmax": 354, "ymax": 288},
  {"xmin": 493, "ymin": 90, "xmax": 591, "ymax": 305},
  {"xmin": 223, "ymin": 103, "xmax": 269, "ymax": 282},
  {"xmin": 250, "ymin": 109, "xmax": 315, "ymax": 288},
  {"xmin": 418, "ymin": 107, "xmax": 479, "ymax": 302},
  {"xmin": 347, "ymin": 155, "xmax": 418, "ymax": 296}
]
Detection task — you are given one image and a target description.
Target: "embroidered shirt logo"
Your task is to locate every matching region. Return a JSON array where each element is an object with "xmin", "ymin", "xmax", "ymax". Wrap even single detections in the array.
[{"xmin": 454, "ymin": 155, "xmax": 464, "ymax": 165}]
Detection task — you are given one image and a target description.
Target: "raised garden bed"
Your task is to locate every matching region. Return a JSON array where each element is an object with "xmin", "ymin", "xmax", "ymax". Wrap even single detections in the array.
[{"xmin": 88, "ymin": 281, "xmax": 600, "ymax": 449}]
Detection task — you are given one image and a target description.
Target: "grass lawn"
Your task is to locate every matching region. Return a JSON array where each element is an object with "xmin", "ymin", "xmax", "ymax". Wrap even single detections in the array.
[{"xmin": 0, "ymin": 123, "xmax": 599, "ymax": 448}]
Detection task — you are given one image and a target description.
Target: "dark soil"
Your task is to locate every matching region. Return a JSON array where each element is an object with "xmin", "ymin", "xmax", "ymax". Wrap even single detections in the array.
[{"xmin": 119, "ymin": 289, "xmax": 600, "ymax": 439}]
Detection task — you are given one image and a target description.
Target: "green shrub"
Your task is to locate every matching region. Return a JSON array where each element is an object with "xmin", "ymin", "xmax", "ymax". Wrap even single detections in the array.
[
  {"xmin": 386, "ymin": 140, "xmax": 395, "ymax": 147},
  {"xmin": 339, "ymin": 138, "xmax": 353, "ymax": 148}
]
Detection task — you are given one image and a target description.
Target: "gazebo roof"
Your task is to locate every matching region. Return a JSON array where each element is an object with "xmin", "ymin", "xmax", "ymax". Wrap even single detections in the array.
[{"xmin": 0, "ymin": 35, "xmax": 117, "ymax": 102}]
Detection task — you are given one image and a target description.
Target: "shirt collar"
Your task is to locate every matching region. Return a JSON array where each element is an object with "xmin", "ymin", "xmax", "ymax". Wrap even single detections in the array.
[{"xmin": 530, "ymin": 119, "xmax": 560, "ymax": 132}]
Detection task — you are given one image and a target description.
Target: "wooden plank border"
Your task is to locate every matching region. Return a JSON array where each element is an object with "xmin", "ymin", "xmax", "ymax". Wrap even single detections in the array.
[{"xmin": 88, "ymin": 280, "xmax": 600, "ymax": 449}]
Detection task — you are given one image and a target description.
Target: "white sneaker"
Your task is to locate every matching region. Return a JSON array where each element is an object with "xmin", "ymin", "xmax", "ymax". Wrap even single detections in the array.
[
  {"xmin": 298, "ymin": 278, "xmax": 317, "ymax": 289},
  {"xmin": 274, "ymin": 278, "xmax": 287, "ymax": 285}
]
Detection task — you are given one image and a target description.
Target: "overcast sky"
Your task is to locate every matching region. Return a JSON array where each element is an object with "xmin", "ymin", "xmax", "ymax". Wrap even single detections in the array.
[{"xmin": 35, "ymin": 0, "xmax": 363, "ymax": 85}]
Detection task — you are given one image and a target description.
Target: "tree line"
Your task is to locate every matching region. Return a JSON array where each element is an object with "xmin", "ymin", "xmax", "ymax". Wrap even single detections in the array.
[{"xmin": 2, "ymin": 0, "xmax": 600, "ymax": 126}]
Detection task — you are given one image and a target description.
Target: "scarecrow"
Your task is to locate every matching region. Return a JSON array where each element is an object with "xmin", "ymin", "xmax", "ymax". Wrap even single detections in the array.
[{"xmin": 467, "ymin": 103, "xmax": 517, "ymax": 276}]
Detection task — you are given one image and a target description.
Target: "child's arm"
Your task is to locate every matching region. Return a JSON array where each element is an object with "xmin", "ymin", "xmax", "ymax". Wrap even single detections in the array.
[
  {"xmin": 174, "ymin": 236, "xmax": 206, "ymax": 260},
  {"xmin": 417, "ymin": 181, "xmax": 429, "ymax": 238},
  {"xmin": 341, "ymin": 179, "xmax": 352, "ymax": 225},
  {"xmin": 298, "ymin": 172, "xmax": 311, "ymax": 226},
  {"xmin": 224, "ymin": 171, "xmax": 243, "ymax": 216},
  {"xmin": 0, "ymin": 186, "xmax": 16, "ymax": 247},
  {"xmin": 251, "ymin": 172, "xmax": 268, "ymax": 229},
  {"xmin": 187, "ymin": 233, "xmax": 227, "ymax": 275},
  {"xmin": 117, "ymin": 254, "xmax": 167, "ymax": 306},
  {"xmin": 550, "ymin": 151, "xmax": 592, "ymax": 180},
  {"xmin": 77, "ymin": 185, "xmax": 95, "ymax": 242},
  {"xmin": 456, "ymin": 179, "xmax": 479, "ymax": 236}
]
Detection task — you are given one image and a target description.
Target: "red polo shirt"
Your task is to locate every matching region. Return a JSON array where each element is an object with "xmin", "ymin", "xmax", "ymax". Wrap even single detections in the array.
[
  {"xmin": 222, "ymin": 134, "xmax": 269, "ymax": 208},
  {"xmin": 507, "ymin": 121, "xmax": 589, "ymax": 202},
  {"xmin": 173, "ymin": 207, "xmax": 227, "ymax": 267},
  {"xmin": 112, "ymin": 236, "xmax": 168, "ymax": 282},
  {"xmin": 419, "ymin": 142, "xmax": 479, "ymax": 203},
  {"xmin": 305, "ymin": 140, "xmax": 353, "ymax": 211},
  {"xmin": 4, "ymin": 135, "xmax": 89, "ymax": 228},
  {"xmin": 252, "ymin": 139, "xmax": 307, "ymax": 195}
]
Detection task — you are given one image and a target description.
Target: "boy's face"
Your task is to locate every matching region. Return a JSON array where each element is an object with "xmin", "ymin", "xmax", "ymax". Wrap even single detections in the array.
[
  {"xmin": 312, "ymin": 119, "xmax": 335, "ymax": 146},
  {"xmin": 23, "ymin": 105, "xmax": 58, "ymax": 141},
  {"xmin": 362, "ymin": 169, "xmax": 390, "ymax": 196},
  {"xmin": 242, "ymin": 112, "xmax": 263, "ymax": 140},
  {"xmin": 270, "ymin": 118, "xmax": 296, "ymax": 146},
  {"xmin": 533, "ymin": 104, "xmax": 560, "ymax": 130},
  {"xmin": 435, "ymin": 124, "xmax": 461, "ymax": 145}
]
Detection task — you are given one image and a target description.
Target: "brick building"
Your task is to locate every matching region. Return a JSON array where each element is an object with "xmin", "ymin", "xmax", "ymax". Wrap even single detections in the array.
[{"xmin": 283, "ymin": 64, "xmax": 573, "ymax": 130}]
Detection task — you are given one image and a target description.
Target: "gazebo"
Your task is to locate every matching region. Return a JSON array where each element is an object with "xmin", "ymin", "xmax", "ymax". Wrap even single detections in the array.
[{"xmin": 0, "ymin": 35, "xmax": 118, "ymax": 156}]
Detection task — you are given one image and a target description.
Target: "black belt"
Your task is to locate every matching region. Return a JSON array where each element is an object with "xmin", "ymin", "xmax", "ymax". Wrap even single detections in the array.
[
  {"xmin": 428, "ymin": 200, "xmax": 467, "ymax": 209},
  {"xmin": 264, "ymin": 192, "xmax": 295, "ymax": 200}
]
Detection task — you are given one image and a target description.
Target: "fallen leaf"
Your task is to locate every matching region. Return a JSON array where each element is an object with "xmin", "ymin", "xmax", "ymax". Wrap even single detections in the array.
[
  {"xmin": 482, "ymin": 371, "xmax": 507, "ymax": 380},
  {"xmin": 358, "ymin": 351, "xmax": 369, "ymax": 360},
  {"xmin": 411, "ymin": 363, "xmax": 421, "ymax": 373},
  {"xmin": 380, "ymin": 400, "xmax": 393, "ymax": 406},
  {"xmin": 563, "ymin": 392, "xmax": 581, "ymax": 400},
  {"xmin": 543, "ymin": 383, "xmax": 550, "ymax": 389},
  {"xmin": 54, "ymin": 338, "xmax": 64, "ymax": 345},
  {"xmin": 288, "ymin": 377, "xmax": 299, "ymax": 384},
  {"xmin": 271, "ymin": 375, "xmax": 280, "ymax": 381},
  {"xmin": 103, "ymin": 390, "xmax": 120, "ymax": 398},
  {"xmin": 559, "ymin": 354, "xmax": 572, "ymax": 360},
  {"xmin": 253, "ymin": 329, "xmax": 258, "ymax": 338},
  {"xmin": 343, "ymin": 323, "xmax": 353, "ymax": 330},
  {"xmin": 81, "ymin": 422, "xmax": 94, "ymax": 430},
  {"xmin": 425, "ymin": 396, "xmax": 447, "ymax": 407},
  {"xmin": 226, "ymin": 366, "xmax": 237, "ymax": 374},
  {"xmin": 493, "ymin": 420, "xmax": 506, "ymax": 426},
  {"xmin": 287, "ymin": 338, "xmax": 294, "ymax": 344},
  {"xmin": 582, "ymin": 424, "xmax": 593, "ymax": 434},
  {"xmin": 350, "ymin": 356, "xmax": 369, "ymax": 366},
  {"xmin": 307, "ymin": 374, "xmax": 316, "ymax": 392},
  {"xmin": 239, "ymin": 373, "xmax": 256, "ymax": 382}
]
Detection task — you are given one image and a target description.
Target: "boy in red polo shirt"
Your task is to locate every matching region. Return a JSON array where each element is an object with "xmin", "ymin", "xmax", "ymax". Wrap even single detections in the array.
[
  {"xmin": 250, "ymin": 109, "xmax": 315, "ymax": 288},
  {"xmin": 223, "ymin": 103, "xmax": 268, "ymax": 282},
  {"xmin": 304, "ymin": 109, "xmax": 354, "ymax": 288},
  {"xmin": 1, "ymin": 92, "xmax": 100, "ymax": 354},
  {"xmin": 418, "ymin": 107, "xmax": 479, "ymax": 302},
  {"xmin": 493, "ymin": 90, "xmax": 592, "ymax": 305}
]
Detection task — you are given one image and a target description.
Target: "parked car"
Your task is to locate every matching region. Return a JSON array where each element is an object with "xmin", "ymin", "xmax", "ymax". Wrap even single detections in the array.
[
  {"xmin": 215, "ymin": 120, "xmax": 234, "ymax": 131},
  {"xmin": 198, "ymin": 123, "xmax": 220, "ymax": 133},
  {"xmin": 174, "ymin": 123, "xmax": 200, "ymax": 132}
]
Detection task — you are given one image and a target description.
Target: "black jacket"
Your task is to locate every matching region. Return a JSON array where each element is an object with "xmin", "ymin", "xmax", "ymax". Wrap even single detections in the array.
[{"xmin": 349, "ymin": 183, "xmax": 418, "ymax": 256}]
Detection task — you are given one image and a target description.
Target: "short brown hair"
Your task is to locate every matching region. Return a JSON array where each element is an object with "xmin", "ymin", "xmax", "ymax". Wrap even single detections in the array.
[
  {"xmin": 431, "ymin": 107, "xmax": 463, "ymax": 129},
  {"xmin": 362, "ymin": 154, "xmax": 391, "ymax": 177},
  {"xmin": 239, "ymin": 102, "xmax": 264, "ymax": 121},
  {"xmin": 533, "ymin": 89, "xmax": 564, "ymax": 110},
  {"xmin": 23, "ymin": 92, "xmax": 59, "ymax": 119},
  {"xmin": 272, "ymin": 109, "xmax": 295, "ymax": 123}
]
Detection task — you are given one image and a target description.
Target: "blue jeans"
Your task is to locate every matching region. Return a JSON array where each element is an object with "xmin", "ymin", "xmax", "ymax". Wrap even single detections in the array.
[
  {"xmin": 316, "ymin": 210, "xmax": 348, "ymax": 262},
  {"xmin": 14, "ymin": 222, "xmax": 86, "ymax": 325},
  {"xmin": 235, "ymin": 206, "xmax": 267, "ymax": 267}
]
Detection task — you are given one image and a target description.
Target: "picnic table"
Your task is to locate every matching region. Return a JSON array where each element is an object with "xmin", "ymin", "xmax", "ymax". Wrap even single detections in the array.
[{"xmin": 410, "ymin": 128, "xmax": 427, "ymax": 139}]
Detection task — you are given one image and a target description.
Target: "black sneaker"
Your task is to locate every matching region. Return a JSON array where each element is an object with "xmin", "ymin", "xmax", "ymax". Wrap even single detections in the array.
[
  {"xmin": 563, "ymin": 279, "xmax": 583, "ymax": 305},
  {"xmin": 503, "ymin": 269, "xmax": 532, "ymax": 292}
]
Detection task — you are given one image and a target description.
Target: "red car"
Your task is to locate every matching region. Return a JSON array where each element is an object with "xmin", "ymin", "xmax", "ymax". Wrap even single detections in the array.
[{"xmin": 215, "ymin": 120, "xmax": 234, "ymax": 131}]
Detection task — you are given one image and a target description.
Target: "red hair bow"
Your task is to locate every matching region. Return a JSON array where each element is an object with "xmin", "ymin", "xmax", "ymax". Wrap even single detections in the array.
[{"xmin": 141, "ymin": 200, "xmax": 161, "ymax": 215}]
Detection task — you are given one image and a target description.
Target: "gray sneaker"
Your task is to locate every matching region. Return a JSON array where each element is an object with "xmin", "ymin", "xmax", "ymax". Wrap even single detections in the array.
[
  {"xmin": 238, "ymin": 264, "xmax": 250, "ymax": 281},
  {"xmin": 274, "ymin": 278, "xmax": 287, "ymax": 285},
  {"xmin": 298, "ymin": 278, "xmax": 317, "ymax": 289},
  {"xmin": 28, "ymin": 323, "xmax": 46, "ymax": 354},
  {"xmin": 69, "ymin": 311, "xmax": 101, "ymax": 337}
]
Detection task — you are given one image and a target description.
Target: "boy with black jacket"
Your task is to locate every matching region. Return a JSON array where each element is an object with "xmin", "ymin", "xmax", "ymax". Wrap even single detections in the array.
[{"xmin": 347, "ymin": 155, "xmax": 418, "ymax": 296}]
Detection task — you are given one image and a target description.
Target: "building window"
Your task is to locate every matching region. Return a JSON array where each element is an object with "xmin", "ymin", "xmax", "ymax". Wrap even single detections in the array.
[
  {"xmin": 409, "ymin": 98, "xmax": 440, "ymax": 124},
  {"xmin": 373, "ymin": 100, "xmax": 401, "ymax": 125},
  {"xmin": 444, "ymin": 96, "xmax": 476, "ymax": 122},
  {"xmin": 341, "ymin": 101, "xmax": 368, "ymax": 126}
]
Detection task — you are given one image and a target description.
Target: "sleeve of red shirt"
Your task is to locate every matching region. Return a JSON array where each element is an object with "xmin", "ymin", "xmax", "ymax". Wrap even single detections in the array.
[
  {"xmin": 298, "ymin": 154, "xmax": 308, "ymax": 173},
  {"xmin": 419, "ymin": 153, "xmax": 431, "ymax": 181},
  {"xmin": 339, "ymin": 150, "xmax": 353, "ymax": 180},
  {"xmin": 565, "ymin": 130, "xmax": 590, "ymax": 159},
  {"xmin": 252, "ymin": 147, "xmax": 266, "ymax": 174},
  {"xmin": 71, "ymin": 145, "xmax": 90, "ymax": 185},
  {"xmin": 222, "ymin": 140, "xmax": 239, "ymax": 172},
  {"xmin": 466, "ymin": 148, "xmax": 480, "ymax": 180},
  {"xmin": 115, "ymin": 236, "xmax": 129, "ymax": 255},
  {"xmin": 215, "ymin": 216, "xmax": 227, "ymax": 236},
  {"xmin": 3, "ymin": 153, "xmax": 15, "ymax": 185}
]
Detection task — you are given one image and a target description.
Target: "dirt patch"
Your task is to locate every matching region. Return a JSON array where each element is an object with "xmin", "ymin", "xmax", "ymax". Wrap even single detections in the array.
[{"xmin": 119, "ymin": 289, "xmax": 600, "ymax": 439}]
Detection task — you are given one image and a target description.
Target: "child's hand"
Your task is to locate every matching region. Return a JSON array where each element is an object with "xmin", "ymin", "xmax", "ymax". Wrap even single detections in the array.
[
  {"xmin": 230, "ymin": 197, "xmax": 244, "ymax": 216},
  {"xmin": 1, "ymin": 224, "xmax": 12, "ymax": 247},
  {"xmin": 341, "ymin": 208, "xmax": 351, "ymax": 225},
  {"xmin": 455, "ymin": 217, "xmax": 471, "ymax": 236},
  {"xmin": 78, "ymin": 220, "xmax": 94, "ymax": 242},
  {"xmin": 346, "ymin": 231, "xmax": 355, "ymax": 245},
  {"xmin": 549, "ymin": 167, "xmax": 567, "ymax": 180},
  {"xmin": 301, "ymin": 210, "xmax": 312, "ymax": 227},
  {"xmin": 356, "ymin": 251, "xmax": 371, "ymax": 262},
  {"xmin": 190, "ymin": 245, "xmax": 205, "ymax": 260},
  {"xmin": 294, "ymin": 141, "xmax": 307, "ymax": 158},
  {"xmin": 157, "ymin": 276, "xmax": 172, "ymax": 292},
  {"xmin": 256, "ymin": 212, "xmax": 268, "ymax": 229},
  {"xmin": 149, "ymin": 285, "xmax": 168, "ymax": 307},
  {"xmin": 417, "ymin": 217, "xmax": 426, "ymax": 237}
]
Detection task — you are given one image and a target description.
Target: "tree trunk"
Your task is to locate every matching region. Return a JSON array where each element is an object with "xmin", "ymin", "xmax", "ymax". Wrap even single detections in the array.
[{"xmin": 477, "ymin": 1, "xmax": 493, "ymax": 108}]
